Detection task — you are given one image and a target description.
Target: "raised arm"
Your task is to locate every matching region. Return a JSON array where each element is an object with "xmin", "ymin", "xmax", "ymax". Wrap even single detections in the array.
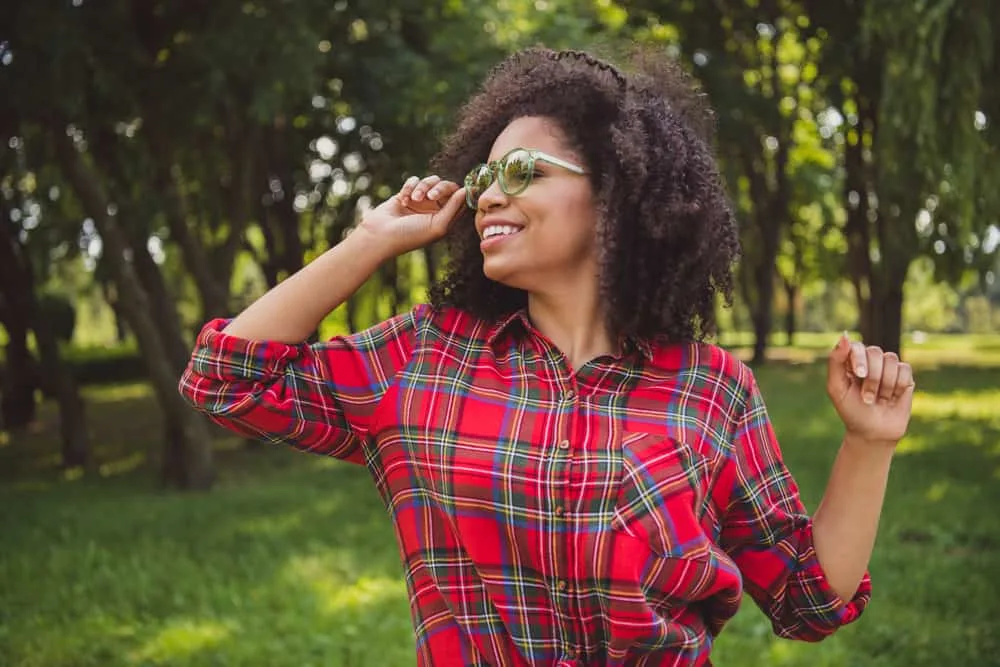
[
  {"xmin": 178, "ymin": 176, "xmax": 466, "ymax": 460},
  {"xmin": 222, "ymin": 175, "xmax": 467, "ymax": 343}
]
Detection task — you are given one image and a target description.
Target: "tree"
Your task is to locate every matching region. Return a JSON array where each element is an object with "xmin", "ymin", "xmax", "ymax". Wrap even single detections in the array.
[
  {"xmin": 0, "ymin": 190, "xmax": 89, "ymax": 468},
  {"xmin": 805, "ymin": 0, "xmax": 998, "ymax": 352}
]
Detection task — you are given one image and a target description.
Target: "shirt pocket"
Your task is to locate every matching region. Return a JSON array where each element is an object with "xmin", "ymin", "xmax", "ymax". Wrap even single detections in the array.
[{"xmin": 610, "ymin": 432, "xmax": 712, "ymax": 560}]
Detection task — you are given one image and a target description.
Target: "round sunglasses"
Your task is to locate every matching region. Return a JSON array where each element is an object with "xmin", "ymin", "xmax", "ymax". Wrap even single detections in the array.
[{"xmin": 464, "ymin": 148, "xmax": 586, "ymax": 210}]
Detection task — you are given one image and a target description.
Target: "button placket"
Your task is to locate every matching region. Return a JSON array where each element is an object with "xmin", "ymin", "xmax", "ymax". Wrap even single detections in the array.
[
  {"xmin": 549, "ymin": 387, "xmax": 579, "ymax": 661},
  {"xmin": 541, "ymin": 350, "xmax": 583, "ymax": 659}
]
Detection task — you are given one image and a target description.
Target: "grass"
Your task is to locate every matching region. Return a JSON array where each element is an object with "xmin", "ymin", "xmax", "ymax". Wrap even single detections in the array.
[{"xmin": 1, "ymin": 335, "xmax": 999, "ymax": 666}]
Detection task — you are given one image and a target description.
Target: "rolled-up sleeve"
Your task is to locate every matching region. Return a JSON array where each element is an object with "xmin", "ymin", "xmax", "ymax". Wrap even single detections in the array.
[
  {"xmin": 719, "ymin": 373, "xmax": 871, "ymax": 641},
  {"xmin": 178, "ymin": 304, "xmax": 428, "ymax": 463}
]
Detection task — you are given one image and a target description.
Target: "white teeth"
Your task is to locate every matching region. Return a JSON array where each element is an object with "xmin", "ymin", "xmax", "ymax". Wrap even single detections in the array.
[{"xmin": 482, "ymin": 224, "xmax": 523, "ymax": 239}]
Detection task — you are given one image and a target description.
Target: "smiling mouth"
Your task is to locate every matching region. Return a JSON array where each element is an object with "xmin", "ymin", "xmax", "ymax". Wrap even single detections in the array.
[{"xmin": 481, "ymin": 224, "xmax": 524, "ymax": 240}]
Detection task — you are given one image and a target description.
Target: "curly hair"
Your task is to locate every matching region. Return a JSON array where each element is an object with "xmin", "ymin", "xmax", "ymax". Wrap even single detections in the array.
[{"xmin": 428, "ymin": 46, "xmax": 740, "ymax": 344}]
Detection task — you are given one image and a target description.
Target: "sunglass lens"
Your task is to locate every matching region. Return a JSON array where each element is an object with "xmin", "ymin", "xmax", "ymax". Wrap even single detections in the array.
[
  {"xmin": 501, "ymin": 150, "xmax": 533, "ymax": 194},
  {"xmin": 465, "ymin": 164, "xmax": 492, "ymax": 207}
]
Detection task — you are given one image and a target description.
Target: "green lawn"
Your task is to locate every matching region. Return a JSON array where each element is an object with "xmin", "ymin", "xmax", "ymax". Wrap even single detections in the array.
[{"xmin": 2, "ymin": 337, "xmax": 999, "ymax": 666}]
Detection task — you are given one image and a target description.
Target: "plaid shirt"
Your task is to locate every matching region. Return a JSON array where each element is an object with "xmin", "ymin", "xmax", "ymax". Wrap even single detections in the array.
[{"xmin": 180, "ymin": 304, "xmax": 870, "ymax": 666}]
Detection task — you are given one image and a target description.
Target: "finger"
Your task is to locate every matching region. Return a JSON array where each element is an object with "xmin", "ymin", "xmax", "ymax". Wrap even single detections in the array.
[
  {"xmin": 893, "ymin": 362, "xmax": 914, "ymax": 401},
  {"xmin": 827, "ymin": 332, "xmax": 852, "ymax": 397},
  {"xmin": 411, "ymin": 175, "xmax": 442, "ymax": 202},
  {"xmin": 429, "ymin": 187, "xmax": 468, "ymax": 235},
  {"xmin": 861, "ymin": 346, "xmax": 884, "ymax": 404},
  {"xmin": 848, "ymin": 340, "xmax": 868, "ymax": 378},
  {"xmin": 398, "ymin": 176, "xmax": 419, "ymax": 202},
  {"xmin": 426, "ymin": 180, "xmax": 459, "ymax": 203},
  {"xmin": 877, "ymin": 352, "xmax": 899, "ymax": 402}
]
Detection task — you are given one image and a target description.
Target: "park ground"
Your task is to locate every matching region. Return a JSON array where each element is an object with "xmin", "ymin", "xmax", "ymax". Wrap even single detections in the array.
[{"xmin": 1, "ymin": 332, "xmax": 999, "ymax": 666}]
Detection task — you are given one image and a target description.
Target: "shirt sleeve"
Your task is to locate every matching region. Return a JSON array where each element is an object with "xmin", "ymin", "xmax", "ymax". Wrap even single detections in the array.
[
  {"xmin": 177, "ymin": 304, "xmax": 428, "ymax": 464},
  {"xmin": 718, "ymin": 372, "xmax": 872, "ymax": 641}
]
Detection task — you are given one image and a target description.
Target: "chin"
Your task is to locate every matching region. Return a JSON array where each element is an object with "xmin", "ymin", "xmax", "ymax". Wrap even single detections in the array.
[{"xmin": 482, "ymin": 259, "xmax": 529, "ymax": 290}]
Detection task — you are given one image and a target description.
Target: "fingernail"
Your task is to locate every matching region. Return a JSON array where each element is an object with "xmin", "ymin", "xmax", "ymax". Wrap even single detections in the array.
[
  {"xmin": 856, "ymin": 366, "xmax": 867, "ymax": 377},
  {"xmin": 863, "ymin": 392, "xmax": 875, "ymax": 405}
]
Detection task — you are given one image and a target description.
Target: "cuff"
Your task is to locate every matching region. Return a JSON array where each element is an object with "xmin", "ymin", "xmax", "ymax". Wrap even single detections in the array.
[
  {"xmin": 788, "ymin": 523, "xmax": 872, "ymax": 638},
  {"xmin": 191, "ymin": 318, "xmax": 307, "ymax": 380}
]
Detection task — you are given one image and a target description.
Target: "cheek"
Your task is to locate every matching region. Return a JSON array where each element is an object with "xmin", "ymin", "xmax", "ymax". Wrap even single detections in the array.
[
  {"xmin": 560, "ymin": 194, "xmax": 599, "ymax": 245},
  {"xmin": 535, "ymin": 186, "xmax": 597, "ymax": 230}
]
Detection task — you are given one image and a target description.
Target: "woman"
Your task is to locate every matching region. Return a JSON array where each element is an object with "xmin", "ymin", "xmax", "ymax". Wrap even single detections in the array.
[{"xmin": 180, "ymin": 47, "xmax": 914, "ymax": 666}]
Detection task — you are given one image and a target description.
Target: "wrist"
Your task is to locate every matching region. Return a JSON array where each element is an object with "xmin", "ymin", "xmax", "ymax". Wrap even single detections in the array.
[
  {"xmin": 842, "ymin": 431, "xmax": 898, "ymax": 454},
  {"xmin": 341, "ymin": 225, "xmax": 396, "ymax": 265}
]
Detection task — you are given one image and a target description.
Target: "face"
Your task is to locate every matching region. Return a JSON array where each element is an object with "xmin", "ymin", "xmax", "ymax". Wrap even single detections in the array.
[{"xmin": 472, "ymin": 116, "xmax": 599, "ymax": 292}]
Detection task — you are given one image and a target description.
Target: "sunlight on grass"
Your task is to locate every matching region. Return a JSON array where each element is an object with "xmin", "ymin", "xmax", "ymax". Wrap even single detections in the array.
[
  {"xmin": 925, "ymin": 480, "xmax": 949, "ymax": 502},
  {"xmin": 284, "ymin": 554, "xmax": 407, "ymax": 616},
  {"xmin": 895, "ymin": 387, "xmax": 1000, "ymax": 457},
  {"xmin": 98, "ymin": 451, "xmax": 146, "ymax": 477},
  {"xmin": 130, "ymin": 619, "xmax": 235, "ymax": 665},
  {"xmin": 63, "ymin": 466, "xmax": 86, "ymax": 481},
  {"xmin": 912, "ymin": 390, "xmax": 1000, "ymax": 421},
  {"xmin": 761, "ymin": 637, "xmax": 850, "ymax": 666},
  {"xmin": 905, "ymin": 347, "xmax": 1000, "ymax": 367},
  {"xmin": 84, "ymin": 382, "xmax": 155, "ymax": 402}
]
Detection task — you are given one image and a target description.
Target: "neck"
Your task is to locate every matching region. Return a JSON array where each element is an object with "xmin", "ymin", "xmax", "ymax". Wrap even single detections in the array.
[{"xmin": 527, "ymin": 278, "xmax": 616, "ymax": 370}]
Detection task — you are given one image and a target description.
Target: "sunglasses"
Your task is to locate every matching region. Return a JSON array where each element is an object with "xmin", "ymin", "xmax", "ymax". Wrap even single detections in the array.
[{"xmin": 464, "ymin": 148, "xmax": 586, "ymax": 210}]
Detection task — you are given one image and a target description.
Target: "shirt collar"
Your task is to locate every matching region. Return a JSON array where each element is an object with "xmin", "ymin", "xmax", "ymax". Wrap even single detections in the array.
[
  {"xmin": 485, "ymin": 310, "xmax": 533, "ymax": 351},
  {"xmin": 486, "ymin": 309, "xmax": 654, "ymax": 362}
]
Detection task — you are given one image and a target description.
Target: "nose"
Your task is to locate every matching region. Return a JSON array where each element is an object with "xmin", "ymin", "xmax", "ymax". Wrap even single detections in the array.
[{"xmin": 476, "ymin": 178, "xmax": 508, "ymax": 213}]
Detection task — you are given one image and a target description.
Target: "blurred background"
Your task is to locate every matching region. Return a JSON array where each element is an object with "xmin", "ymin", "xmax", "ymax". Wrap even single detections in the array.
[{"xmin": 1, "ymin": 1, "xmax": 998, "ymax": 665}]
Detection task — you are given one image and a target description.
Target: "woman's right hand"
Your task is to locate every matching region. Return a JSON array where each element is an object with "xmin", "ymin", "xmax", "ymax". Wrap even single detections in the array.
[{"xmin": 357, "ymin": 175, "xmax": 467, "ymax": 258}]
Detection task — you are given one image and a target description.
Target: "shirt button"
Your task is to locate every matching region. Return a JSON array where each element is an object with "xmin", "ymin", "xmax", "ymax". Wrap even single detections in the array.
[
  {"xmin": 563, "ymin": 389, "xmax": 576, "ymax": 401},
  {"xmin": 558, "ymin": 439, "xmax": 570, "ymax": 450},
  {"xmin": 555, "ymin": 506, "xmax": 565, "ymax": 516},
  {"xmin": 558, "ymin": 580, "xmax": 568, "ymax": 592}
]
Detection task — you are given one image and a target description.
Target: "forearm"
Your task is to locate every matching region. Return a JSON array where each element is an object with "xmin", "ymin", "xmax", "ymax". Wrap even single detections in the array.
[
  {"xmin": 812, "ymin": 433, "xmax": 895, "ymax": 601},
  {"xmin": 223, "ymin": 229, "xmax": 388, "ymax": 342}
]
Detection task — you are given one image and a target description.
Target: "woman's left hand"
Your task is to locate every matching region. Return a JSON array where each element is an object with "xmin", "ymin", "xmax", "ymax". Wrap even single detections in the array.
[{"xmin": 826, "ymin": 333, "xmax": 916, "ymax": 446}]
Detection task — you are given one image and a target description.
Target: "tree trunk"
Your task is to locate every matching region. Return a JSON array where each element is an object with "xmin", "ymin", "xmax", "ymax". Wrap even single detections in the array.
[
  {"xmin": 345, "ymin": 295, "xmax": 358, "ymax": 334},
  {"xmin": 383, "ymin": 259, "xmax": 403, "ymax": 316},
  {"xmin": 423, "ymin": 246, "xmax": 438, "ymax": 285},
  {"xmin": 843, "ymin": 134, "xmax": 874, "ymax": 341},
  {"xmin": 867, "ymin": 249, "xmax": 909, "ymax": 355},
  {"xmin": 867, "ymin": 286, "xmax": 904, "ymax": 355},
  {"xmin": 0, "ymin": 209, "xmax": 89, "ymax": 466},
  {"xmin": 159, "ymin": 165, "xmax": 231, "ymax": 320},
  {"xmin": 127, "ymin": 224, "xmax": 193, "ymax": 371},
  {"xmin": 36, "ymin": 313, "xmax": 89, "ymax": 467},
  {"xmin": 0, "ymin": 307, "xmax": 37, "ymax": 431},
  {"xmin": 750, "ymin": 284, "xmax": 773, "ymax": 365},
  {"xmin": 55, "ymin": 128, "xmax": 215, "ymax": 490},
  {"xmin": 126, "ymin": 223, "xmax": 219, "ymax": 478},
  {"xmin": 213, "ymin": 127, "xmax": 256, "ymax": 290},
  {"xmin": 743, "ymin": 160, "xmax": 787, "ymax": 366},
  {"xmin": 783, "ymin": 279, "xmax": 797, "ymax": 347}
]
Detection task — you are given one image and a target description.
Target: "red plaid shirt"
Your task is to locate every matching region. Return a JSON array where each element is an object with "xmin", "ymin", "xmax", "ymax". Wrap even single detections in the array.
[{"xmin": 180, "ymin": 305, "xmax": 870, "ymax": 666}]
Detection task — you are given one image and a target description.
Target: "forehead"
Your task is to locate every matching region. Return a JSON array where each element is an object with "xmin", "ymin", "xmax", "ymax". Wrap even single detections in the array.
[{"xmin": 488, "ymin": 116, "xmax": 574, "ymax": 161}]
